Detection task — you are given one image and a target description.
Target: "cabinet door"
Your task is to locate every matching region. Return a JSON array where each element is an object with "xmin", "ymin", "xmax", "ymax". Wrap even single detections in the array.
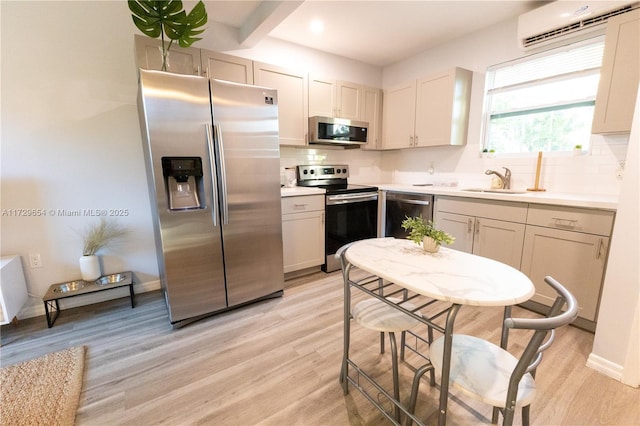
[
  {"xmin": 415, "ymin": 71, "xmax": 451, "ymax": 147},
  {"xmin": 474, "ymin": 218, "xmax": 525, "ymax": 270},
  {"xmin": 382, "ymin": 81, "xmax": 416, "ymax": 149},
  {"xmin": 309, "ymin": 76, "xmax": 335, "ymax": 117},
  {"xmin": 592, "ymin": 9, "xmax": 640, "ymax": 134},
  {"xmin": 521, "ymin": 226, "xmax": 608, "ymax": 321},
  {"xmin": 282, "ymin": 211, "xmax": 325, "ymax": 273},
  {"xmin": 336, "ymin": 81, "xmax": 361, "ymax": 120},
  {"xmin": 201, "ymin": 49, "xmax": 253, "ymax": 84},
  {"xmin": 361, "ymin": 86, "xmax": 383, "ymax": 150},
  {"xmin": 134, "ymin": 35, "xmax": 200, "ymax": 75},
  {"xmin": 254, "ymin": 62, "xmax": 308, "ymax": 146},
  {"xmin": 415, "ymin": 68, "xmax": 471, "ymax": 147},
  {"xmin": 436, "ymin": 212, "xmax": 474, "ymax": 254}
]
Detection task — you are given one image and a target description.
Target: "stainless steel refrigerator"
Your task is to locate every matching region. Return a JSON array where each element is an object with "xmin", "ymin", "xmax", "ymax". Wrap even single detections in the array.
[{"xmin": 137, "ymin": 69, "xmax": 284, "ymax": 327}]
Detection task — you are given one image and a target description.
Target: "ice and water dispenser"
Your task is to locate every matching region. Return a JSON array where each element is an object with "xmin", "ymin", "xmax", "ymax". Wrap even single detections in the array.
[{"xmin": 162, "ymin": 157, "xmax": 204, "ymax": 211}]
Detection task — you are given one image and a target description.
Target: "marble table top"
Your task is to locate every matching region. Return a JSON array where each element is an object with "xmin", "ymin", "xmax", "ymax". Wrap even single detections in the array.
[{"xmin": 344, "ymin": 238, "xmax": 535, "ymax": 307}]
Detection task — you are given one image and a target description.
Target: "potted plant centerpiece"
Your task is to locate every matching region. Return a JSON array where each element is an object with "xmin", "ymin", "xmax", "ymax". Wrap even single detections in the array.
[
  {"xmin": 78, "ymin": 218, "xmax": 128, "ymax": 281},
  {"xmin": 401, "ymin": 216, "xmax": 455, "ymax": 253}
]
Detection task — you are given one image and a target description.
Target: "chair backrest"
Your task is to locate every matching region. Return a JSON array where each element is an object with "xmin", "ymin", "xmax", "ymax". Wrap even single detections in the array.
[{"xmin": 503, "ymin": 276, "xmax": 578, "ymax": 414}]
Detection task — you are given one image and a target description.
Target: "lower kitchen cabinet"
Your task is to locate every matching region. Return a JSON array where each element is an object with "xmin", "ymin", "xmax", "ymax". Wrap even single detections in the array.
[
  {"xmin": 281, "ymin": 195, "xmax": 325, "ymax": 273},
  {"xmin": 438, "ymin": 212, "xmax": 525, "ymax": 270},
  {"xmin": 520, "ymin": 205, "xmax": 615, "ymax": 327},
  {"xmin": 428, "ymin": 196, "xmax": 616, "ymax": 330},
  {"xmin": 435, "ymin": 197, "xmax": 527, "ymax": 270},
  {"xmin": 521, "ymin": 226, "xmax": 608, "ymax": 323}
]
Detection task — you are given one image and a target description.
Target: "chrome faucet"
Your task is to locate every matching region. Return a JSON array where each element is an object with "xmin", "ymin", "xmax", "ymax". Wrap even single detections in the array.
[{"xmin": 485, "ymin": 167, "xmax": 511, "ymax": 189}]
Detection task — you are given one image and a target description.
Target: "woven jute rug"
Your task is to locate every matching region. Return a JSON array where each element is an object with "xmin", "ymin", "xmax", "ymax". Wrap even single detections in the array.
[{"xmin": 0, "ymin": 346, "xmax": 86, "ymax": 426}]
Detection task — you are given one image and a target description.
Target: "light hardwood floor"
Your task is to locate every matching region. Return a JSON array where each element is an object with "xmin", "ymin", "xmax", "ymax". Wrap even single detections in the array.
[{"xmin": 1, "ymin": 270, "xmax": 638, "ymax": 425}]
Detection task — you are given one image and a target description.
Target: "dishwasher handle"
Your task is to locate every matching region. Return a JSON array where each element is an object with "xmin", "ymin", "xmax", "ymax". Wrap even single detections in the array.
[{"xmin": 393, "ymin": 198, "xmax": 431, "ymax": 206}]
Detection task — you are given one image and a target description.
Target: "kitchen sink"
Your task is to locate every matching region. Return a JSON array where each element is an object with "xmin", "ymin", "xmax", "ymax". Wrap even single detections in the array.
[{"xmin": 461, "ymin": 188, "xmax": 528, "ymax": 194}]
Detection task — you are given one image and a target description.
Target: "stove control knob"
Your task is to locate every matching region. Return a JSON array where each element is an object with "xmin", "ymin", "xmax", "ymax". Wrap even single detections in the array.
[
  {"xmin": 342, "ymin": 168, "xmax": 347, "ymax": 173},
  {"xmin": 336, "ymin": 169, "xmax": 341, "ymax": 174},
  {"xmin": 303, "ymin": 170, "xmax": 308, "ymax": 175},
  {"xmin": 310, "ymin": 169, "xmax": 315, "ymax": 174}
]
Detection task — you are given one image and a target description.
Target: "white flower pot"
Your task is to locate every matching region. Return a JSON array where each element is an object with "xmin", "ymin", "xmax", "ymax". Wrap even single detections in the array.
[
  {"xmin": 79, "ymin": 255, "xmax": 101, "ymax": 281},
  {"xmin": 423, "ymin": 236, "xmax": 440, "ymax": 253}
]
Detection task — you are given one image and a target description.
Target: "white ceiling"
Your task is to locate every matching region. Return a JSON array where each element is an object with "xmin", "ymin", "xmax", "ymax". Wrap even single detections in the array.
[{"xmin": 199, "ymin": 1, "xmax": 545, "ymax": 67}]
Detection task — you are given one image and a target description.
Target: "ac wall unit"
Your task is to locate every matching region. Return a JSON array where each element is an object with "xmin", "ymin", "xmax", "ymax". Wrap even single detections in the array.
[{"xmin": 518, "ymin": 1, "xmax": 639, "ymax": 49}]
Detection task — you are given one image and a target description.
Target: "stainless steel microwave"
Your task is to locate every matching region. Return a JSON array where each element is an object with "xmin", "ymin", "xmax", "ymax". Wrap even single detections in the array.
[{"xmin": 308, "ymin": 116, "xmax": 368, "ymax": 147}]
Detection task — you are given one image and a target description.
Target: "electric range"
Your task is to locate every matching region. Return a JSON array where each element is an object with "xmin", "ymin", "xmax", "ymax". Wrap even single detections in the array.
[{"xmin": 296, "ymin": 165, "xmax": 378, "ymax": 272}]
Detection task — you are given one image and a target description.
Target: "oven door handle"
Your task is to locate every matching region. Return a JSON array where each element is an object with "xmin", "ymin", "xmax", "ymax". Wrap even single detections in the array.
[{"xmin": 326, "ymin": 193, "xmax": 378, "ymax": 205}]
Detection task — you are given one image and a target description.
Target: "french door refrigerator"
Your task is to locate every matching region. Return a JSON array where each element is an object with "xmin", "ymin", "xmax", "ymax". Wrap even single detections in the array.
[{"xmin": 137, "ymin": 69, "xmax": 284, "ymax": 327}]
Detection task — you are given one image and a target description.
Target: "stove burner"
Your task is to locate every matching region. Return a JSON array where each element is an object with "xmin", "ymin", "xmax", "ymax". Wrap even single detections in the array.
[{"xmin": 296, "ymin": 165, "xmax": 377, "ymax": 194}]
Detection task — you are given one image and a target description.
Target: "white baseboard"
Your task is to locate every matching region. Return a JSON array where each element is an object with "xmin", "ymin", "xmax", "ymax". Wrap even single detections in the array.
[
  {"xmin": 17, "ymin": 280, "xmax": 162, "ymax": 320},
  {"xmin": 586, "ymin": 352, "xmax": 624, "ymax": 381}
]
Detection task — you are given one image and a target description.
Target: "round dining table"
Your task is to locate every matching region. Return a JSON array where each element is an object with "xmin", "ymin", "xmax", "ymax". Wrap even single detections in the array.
[{"xmin": 339, "ymin": 237, "xmax": 535, "ymax": 425}]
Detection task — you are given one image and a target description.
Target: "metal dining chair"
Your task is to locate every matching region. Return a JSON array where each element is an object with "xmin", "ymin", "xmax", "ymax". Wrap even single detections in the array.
[
  {"xmin": 352, "ymin": 296, "xmax": 422, "ymax": 421},
  {"xmin": 406, "ymin": 276, "xmax": 578, "ymax": 426},
  {"xmin": 337, "ymin": 242, "xmax": 423, "ymax": 422}
]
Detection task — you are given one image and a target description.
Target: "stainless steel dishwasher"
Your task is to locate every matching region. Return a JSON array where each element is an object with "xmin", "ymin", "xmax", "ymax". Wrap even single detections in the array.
[{"xmin": 383, "ymin": 191, "xmax": 434, "ymax": 238}]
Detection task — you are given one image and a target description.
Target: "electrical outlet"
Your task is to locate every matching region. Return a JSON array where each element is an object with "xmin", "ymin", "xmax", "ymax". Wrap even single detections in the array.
[
  {"xmin": 616, "ymin": 162, "xmax": 625, "ymax": 180},
  {"xmin": 29, "ymin": 253, "xmax": 42, "ymax": 268}
]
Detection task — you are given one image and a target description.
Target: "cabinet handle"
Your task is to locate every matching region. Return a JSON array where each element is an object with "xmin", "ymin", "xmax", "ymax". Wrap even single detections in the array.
[
  {"xmin": 415, "ymin": 136, "xmax": 419, "ymax": 145},
  {"xmin": 596, "ymin": 238, "xmax": 604, "ymax": 260},
  {"xmin": 467, "ymin": 218, "xmax": 473, "ymax": 233},
  {"xmin": 551, "ymin": 217, "xmax": 578, "ymax": 228},
  {"xmin": 475, "ymin": 219, "xmax": 481, "ymax": 235},
  {"xmin": 409, "ymin": 135, "xmax": 414, "ymax": 146},
  {"xmin": 294, "ymin": 203, "xmax": 309, "ymax": 208}
]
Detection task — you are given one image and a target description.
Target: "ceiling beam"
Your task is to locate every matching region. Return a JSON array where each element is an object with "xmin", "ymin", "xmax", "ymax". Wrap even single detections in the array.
[{"xmin": 239, "ymin": 0, "xmax": 304, "ymax": 47}]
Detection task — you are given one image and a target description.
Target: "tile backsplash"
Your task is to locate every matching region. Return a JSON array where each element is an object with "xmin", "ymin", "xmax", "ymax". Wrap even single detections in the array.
[{"xmin": 280, "ymin": 132, "xmax": 629, "ymax": 197}]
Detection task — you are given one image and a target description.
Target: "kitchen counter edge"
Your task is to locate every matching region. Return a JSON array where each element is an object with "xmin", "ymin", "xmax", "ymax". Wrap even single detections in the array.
[
  {"xmin": 377, "ymin": 184, "xmax": 617, "ymax": 210},
  {"xmin": 281, "ymin": 187, "xmax": 326, "ymax": 197}
]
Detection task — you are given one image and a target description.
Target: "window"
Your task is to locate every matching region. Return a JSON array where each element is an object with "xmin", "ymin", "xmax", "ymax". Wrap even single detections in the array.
[{"xmin": 483, "ymin": 38, "xmax": 604, "ymax": 154}]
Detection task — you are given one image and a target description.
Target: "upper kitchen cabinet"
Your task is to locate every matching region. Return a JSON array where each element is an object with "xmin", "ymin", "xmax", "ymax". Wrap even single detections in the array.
[
  {"xmin": 309, "ymin": 76, "xmax": 336, "ymax": 117},
  {"xmin": 382, "ymin": 67, "xmax": 472, "ymax": 149},
  {"xmin": 335, "ymin": 81, "xmax": 362, "ymax": 120},
  {"xmin": 382, "ymin": 80, "xmax": 417, "ymax": 149},
  {"xmin": 308, "ymin": 78, "xmax": 376, "ymax": 121},
  {"xmin": 135, "ymin": 34, "xmax": 201, "ymax": 76},
  {"xmin": 254, "ymin": 62, "xmax": 308, "ymax": 147},
  {"xmin": 134, "ymin": 35, "xmax": 253, "ymax": 84},
  {"xmin": 592, "ymin": 9, "xmax": 640, "ymax": 134},
  {"xmin": 360, "ymin": 86, "xmax": 384, "ymax": 150},
  {"xmin": 200, "ymin": 50, "xmax": 253, "ymax": 84}
]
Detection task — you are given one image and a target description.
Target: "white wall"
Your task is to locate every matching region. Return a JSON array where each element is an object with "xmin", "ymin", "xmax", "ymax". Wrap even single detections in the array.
[
  {"xmin": 588, "ymin": 88, "xmax": 640, "ymax": 386},
  {"xmin": 1, "ymin": 1, "xmax": 159, "ymax": 311}
]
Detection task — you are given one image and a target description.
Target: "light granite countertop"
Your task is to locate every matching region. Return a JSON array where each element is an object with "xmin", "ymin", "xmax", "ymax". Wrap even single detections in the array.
[
  {"xmin": 377, "ymin": 184, "xmax": 618, "ymax": 210},
  {"xmin": 280, "ymin": 186, "xmax": 326, "ymax": 197},
  {"xmin": 280, "ymin": 183, "xmax": 617, "ymax": 210}
]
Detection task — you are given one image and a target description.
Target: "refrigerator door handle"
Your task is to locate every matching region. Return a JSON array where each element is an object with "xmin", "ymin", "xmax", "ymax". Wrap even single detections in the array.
[
  {"xmin": 214, "ymin": 124, "xmax": 230, "ymax": 224},
  {"xmin": 205, "ymin": 124, "xmax": 219, "ymax": 227}
]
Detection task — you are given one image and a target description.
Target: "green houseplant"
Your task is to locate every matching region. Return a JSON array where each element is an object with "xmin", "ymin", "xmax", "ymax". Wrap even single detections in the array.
[
  {"xmin": 401, "ymin": 216, "xmax": 454, "ymax": 253},
  {"xmin": 128, "ymin": 0, "xmax": 208, "ymax": 71}
]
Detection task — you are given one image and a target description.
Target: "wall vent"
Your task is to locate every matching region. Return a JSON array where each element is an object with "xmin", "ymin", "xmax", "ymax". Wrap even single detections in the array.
[{"xmin": 519, "ymin": 2, "xmax": 639, "ymax": 50}]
